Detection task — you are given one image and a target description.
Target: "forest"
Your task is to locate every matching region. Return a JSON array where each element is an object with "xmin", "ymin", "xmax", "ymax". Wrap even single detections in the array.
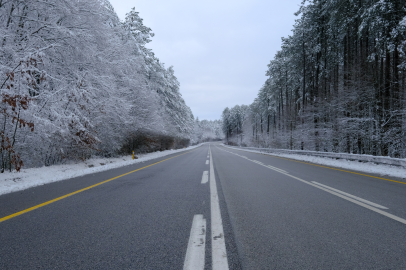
[
  {"xmin": 0, "ymin": 0, "xmax": 222, "ymax": 172},
  {"xmin": 222, "ymin": 0, "xmax": 406, "ymax": 158}
]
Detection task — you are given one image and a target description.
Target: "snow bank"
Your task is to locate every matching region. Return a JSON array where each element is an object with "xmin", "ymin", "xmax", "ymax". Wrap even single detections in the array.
[
  {"xmin": 0, "ymin": 144, "xmax": 203, "ymax": 196},
  {"xmin": 222, "ymin": 145, "xmax": 406, "ymax": 180}
]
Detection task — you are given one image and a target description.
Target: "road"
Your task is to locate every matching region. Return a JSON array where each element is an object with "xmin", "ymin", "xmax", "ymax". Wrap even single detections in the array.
[{"xmin": 1, "ymin": 143, "xmax": 406, "ymax": 269}]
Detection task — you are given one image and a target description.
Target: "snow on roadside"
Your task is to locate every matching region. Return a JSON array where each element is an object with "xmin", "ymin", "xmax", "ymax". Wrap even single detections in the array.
[
  {"xmin": 0, "ymin": 144, "xmax": 203, "ymax": 196},
  {"xmin": 222, "ymin": 145, "xmax": 406, "ymax": 180}
]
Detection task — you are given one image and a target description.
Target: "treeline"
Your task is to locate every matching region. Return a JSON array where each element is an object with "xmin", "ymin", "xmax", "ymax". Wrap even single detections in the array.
[
  {"xmin": 223, "ymin": 0, "xmax": 406, "ymax": 158},
  {"xmin": 0, "ymin": 0, "xmax": 197, "ymax": 171},
  {"xmin": 191, "ymin": 119, "xmax": 224, "ymax": 143}
]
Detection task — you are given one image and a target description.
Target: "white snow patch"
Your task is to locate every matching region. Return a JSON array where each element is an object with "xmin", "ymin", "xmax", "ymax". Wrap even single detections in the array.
[
  {"xmin": 0, "ymin": 144, "xmax": 203, "ymax": 196},
  {"xmin": 222, "ymin": 145, "xmax": 406, "ymax": 180}
]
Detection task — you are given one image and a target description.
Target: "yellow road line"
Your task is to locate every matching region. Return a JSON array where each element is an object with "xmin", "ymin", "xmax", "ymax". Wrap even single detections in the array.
[
  {"xmin": 0, "ymin": 151, "xmax": 192, "ymax": 223},
  {"xmin": 221, "ymin": 146, "xmax": 406, "ymax": 185}
]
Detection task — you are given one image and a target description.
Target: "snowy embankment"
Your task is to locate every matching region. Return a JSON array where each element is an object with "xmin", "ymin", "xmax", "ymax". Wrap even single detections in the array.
[
  {"xmin": 0, "ymin": 144, "xmax": 203, "ymax": 196},
  {"xmin": 223, "ymin": 144, "xmax": 406, "ymax": 180}
]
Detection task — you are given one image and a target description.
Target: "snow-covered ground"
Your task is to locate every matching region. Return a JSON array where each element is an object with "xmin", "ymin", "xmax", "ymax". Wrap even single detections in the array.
[
  {"xmin": 223, "ymin": 145, "xmax": 406, "ymax": 180},
  {"xmin": 0, "ymin": 144, "xmax": 203, "ymax": 196}
]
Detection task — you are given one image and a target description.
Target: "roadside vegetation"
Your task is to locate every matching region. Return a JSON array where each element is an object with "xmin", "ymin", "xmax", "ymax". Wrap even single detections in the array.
[
  {"xmin": 0, "ymin": 0, "xmax": 222, "ymax": 172},
  {"xmin": 223, "ymin": 0, "xmax": 406, "ymax": 158}
]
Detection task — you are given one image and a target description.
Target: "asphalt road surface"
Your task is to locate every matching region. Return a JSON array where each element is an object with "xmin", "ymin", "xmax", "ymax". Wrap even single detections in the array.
[{"xmin": 1, "ymin": 143, "xmax": 406, "ymax": 269}]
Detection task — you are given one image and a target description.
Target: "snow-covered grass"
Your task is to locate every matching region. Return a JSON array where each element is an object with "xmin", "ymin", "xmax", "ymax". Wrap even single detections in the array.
[
  {"xmin": 222, "ymin": 145, "xmax": 406, "ymax": 180},
  {"xmin": 0, "ymin": 144, "xmax": 203, "ymax": 196}
]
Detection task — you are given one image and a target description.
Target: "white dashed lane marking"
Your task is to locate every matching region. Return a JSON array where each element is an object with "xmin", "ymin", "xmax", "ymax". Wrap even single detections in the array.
[{"xmin": 201, "ymin": 171, "xmax": 208, "ymax": 184}]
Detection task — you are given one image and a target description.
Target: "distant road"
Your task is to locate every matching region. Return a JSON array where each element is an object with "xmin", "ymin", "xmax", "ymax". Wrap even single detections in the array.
[{"xmin": 1, "ymin": 143, "xmax": 406, "ymax": 269}]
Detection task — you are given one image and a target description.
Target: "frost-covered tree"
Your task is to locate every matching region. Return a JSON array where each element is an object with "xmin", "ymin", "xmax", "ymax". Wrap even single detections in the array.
[
  {"xmin": 0, "ymin": 1, "xmax": 195, "ymax": 170},
  {"xmin": 192, "ymin": 118, "xmax": 224, "ymax": 144},
  {"xmin": 222, "ymin": 0, "xmax": 406, "ymax": 158},
  {"xmin": 221, "ymin": 105, "xmax": 249, "ymax": 145}
]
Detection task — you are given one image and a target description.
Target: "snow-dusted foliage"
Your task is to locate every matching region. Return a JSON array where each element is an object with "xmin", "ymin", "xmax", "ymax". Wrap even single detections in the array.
[
  {"xmin": 221, "ymin": 105, "xmax": 250, "ymax": 146},
  {"xmin": 0, "ymin": 0, "xmax": 194, "ymax": 171},
  {"xmin": 223, "ymin": 0, "xmax": 406, "ymax": 158},
  {"xmin": 191, "ymin": 118, "xmax": 224, "ymax": 144}
]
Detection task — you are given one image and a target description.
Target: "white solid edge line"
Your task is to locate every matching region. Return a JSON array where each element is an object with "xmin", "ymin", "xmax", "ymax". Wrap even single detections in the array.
[
  {"xmin": 287, "ymin": 173, "xmax": 406, "ymax": 225},
  {"xmin": 312, "ymin": 181, "xmax": 388, "ymax": 209},
  {"xmin": 216, "ymin": 146, "xmax": 406, "ymax": 226},
  {"xmin": 201, "ymin": 171, "xmax": 209, "ymax": 184},
  {"xmin": 209, "ymin": 146, "xmax": 229, "ymax": 270},
  {"xmin": 183, "ymin": 214, "xmax": 207, "ymax": 270}
]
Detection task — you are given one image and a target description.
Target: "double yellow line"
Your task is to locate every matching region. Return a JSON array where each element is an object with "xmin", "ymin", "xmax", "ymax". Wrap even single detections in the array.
[{"xmin": 0, "ymin": 151, "xmax": 191, "ymax": 223}]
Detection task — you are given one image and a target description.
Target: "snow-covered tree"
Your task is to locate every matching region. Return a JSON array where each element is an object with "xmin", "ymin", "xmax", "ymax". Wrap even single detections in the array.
[
  {"xmin": 222, "ymin": 0, "xmax": 406, "ymax": 157},
  {"xmin": 0, "ymin": 1, "xmax": 196, "ymax": 170}
]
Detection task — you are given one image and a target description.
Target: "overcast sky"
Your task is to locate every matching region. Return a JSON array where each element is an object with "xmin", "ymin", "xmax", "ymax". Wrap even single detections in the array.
[{"xmin": 108, "ymin": 0, "xmax": 302, "ymax": 120}]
